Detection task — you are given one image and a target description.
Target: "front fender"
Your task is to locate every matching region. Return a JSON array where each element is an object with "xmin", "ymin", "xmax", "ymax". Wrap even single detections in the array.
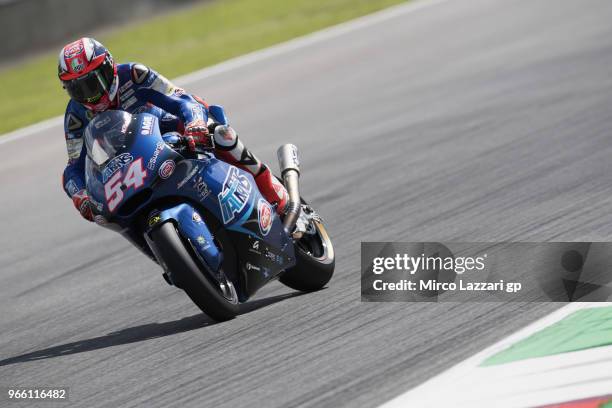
[{"xmin": 146, "ymin": 203, "xmax": 222, "ymax": 273}]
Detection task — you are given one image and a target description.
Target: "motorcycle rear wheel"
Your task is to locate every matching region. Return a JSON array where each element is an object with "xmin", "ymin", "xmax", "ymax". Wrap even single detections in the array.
[{"xmin": 279, "ymin": 219, "xmax": 335, "ymax": 292}]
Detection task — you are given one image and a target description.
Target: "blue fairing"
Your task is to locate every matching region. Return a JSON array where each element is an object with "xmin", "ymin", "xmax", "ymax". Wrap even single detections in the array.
[
  {"xmin": 149, "ymin": 204, "xmax": 221, "ymax": 272},
  {"xmin": 85, "ymin": 112, "xmax": 294, "ymax": 299}
]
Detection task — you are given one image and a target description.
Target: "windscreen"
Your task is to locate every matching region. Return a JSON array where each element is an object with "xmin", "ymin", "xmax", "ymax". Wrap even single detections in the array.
[{"xmin": 84, "ymin": 111, "xmax": 136, "ymax": 166}]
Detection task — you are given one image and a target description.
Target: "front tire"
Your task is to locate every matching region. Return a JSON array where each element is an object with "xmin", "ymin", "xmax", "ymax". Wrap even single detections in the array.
[
  {"xmin": 279, "ymin": 219, "xmax": 335, "ymax": 292},
  {"xmin": 150, "ymin": 222, "xmax": 239, "ymax": 321}
]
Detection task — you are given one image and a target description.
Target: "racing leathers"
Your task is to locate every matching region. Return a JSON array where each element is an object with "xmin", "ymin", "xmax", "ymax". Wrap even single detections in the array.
[{"xmin": 62, "ymin": 63, "xmax": 288, "ymax": 221}]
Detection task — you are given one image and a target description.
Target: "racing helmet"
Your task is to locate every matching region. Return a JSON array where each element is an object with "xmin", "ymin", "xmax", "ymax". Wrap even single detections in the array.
[{"xmin": 58, "ymin": 38, "xmax": 118, "ymax": 112}]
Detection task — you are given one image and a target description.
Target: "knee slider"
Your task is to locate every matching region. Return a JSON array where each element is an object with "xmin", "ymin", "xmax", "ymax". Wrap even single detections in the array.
[{"xmin": 213, "ymin": 125, "xmax": 238, "ymax": 149}]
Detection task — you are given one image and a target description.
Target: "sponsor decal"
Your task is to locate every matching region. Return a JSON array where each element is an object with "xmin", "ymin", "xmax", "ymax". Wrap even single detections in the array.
[
  {"xmin": 158, "ymin": 160, "xmax": 175, "ymax": 179},
  {"xmin": 64, "ymin": 41, "xmax": 84, "ymax": 58},
  {"xmin": 192, "ymin": 212, "xmax": 202, "ymax": 223},
  {"xmin": 147, "ymin": 141, "xmax": 165, "ymax": 170},
  {"xmin": 264, "ymin": 249, "xmax": 283, "ymax": 265},
  {"xmin": 119, "ymin": 80, "xmax": 133, "ymax": 93},
  {"xmin": 249, "ymin": 239, "xmax": 261, "ymax": 255},
  {"xmin": 161, "ymin": 114, "xmax": 177, "ymax": 123},
  {"xmin": 65, "ymin": 180, "xmax": 80, "ymax": 196},
  {"xmin": 102, "ymin": 152, "xmax": 133, "ymax": 183},
  {"xmin": 89, "ymin": 196, "xmax": 104, "ymax": 212},
  {"xmin": 141, "ymin": 115, "xmax": 154, "ymax": 135},
  {"xmin": 246, "ymin": 262, "xmax": 261, "ymax": 272},
  {"xmin": 195, "ymin": 235, "xmax": 211, "ymax": 249},
  {"xmin": 94, "ymin": 116, "xmax": 111, "ymax": 129},
  {"xmin": 119, "ymin": 88, "xmax": 135, "ymax": 102},
  {"xmin": 257, "ymin": 199, "xmax": 273, "ymax": 236},
  {"xmin": 123, "ymin": 96, "xmax": 138, "ymax": 109},
  {"xmin": 177, "ymin": 164, "xmax": 199, "ymax": 189},
  {"xmin": 192, "ymin": 175, "xmax": 211, "ymax": 201},
  {"xmin": 246, "ymin": 262, "xmax": 270, "ymax": 277},
  {"xmin": 93, "ymin": 215, "xmax": 108, "ymax": 225},
  {"xmin": 218, "ymin": 166, "xmax": 251, "ymax": 224},
  {"xmin": 172, "ymin": 88, "xmax": 185, "ymax": 97},
  {"xmin": 148, "ymin": 214, "xmax": 161, "ymax": 227},
  {"xmin": 264, "ymin": 250, "xmax": 275, "ymax": 261},
  {"xmin": 290, "ymin": 145, "xmax": 300, "ymax": 166},
  {"xmin": 70, "ymin": 57, "xmax": 85, "ymax": 73}
]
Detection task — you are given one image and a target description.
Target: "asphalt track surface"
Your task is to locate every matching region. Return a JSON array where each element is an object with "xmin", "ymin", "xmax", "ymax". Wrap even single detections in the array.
[{"xmin": 1, "ymin": 0, "xmax": 612, "ymax": 406}]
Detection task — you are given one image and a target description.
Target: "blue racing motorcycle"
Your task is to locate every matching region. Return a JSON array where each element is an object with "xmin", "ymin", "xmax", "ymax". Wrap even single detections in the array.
[{"xmin": 83, "ymin": 111, "xmax": 334, "ymax": 321}]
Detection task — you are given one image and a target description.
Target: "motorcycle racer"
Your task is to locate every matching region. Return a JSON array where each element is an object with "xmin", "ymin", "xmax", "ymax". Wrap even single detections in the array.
[{"xmin": 59, "ymin": 37, "xmax": 288, "ymax": 222}]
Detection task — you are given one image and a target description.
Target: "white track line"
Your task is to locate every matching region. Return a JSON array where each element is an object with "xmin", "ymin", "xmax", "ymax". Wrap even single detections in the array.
[
  {"xmin": 381, "ymin": 302, "xmax": 612, "ymax": 408},
  {"xmin": 0, "ymin": 0, "xmax": 448, "ymax": 146}
]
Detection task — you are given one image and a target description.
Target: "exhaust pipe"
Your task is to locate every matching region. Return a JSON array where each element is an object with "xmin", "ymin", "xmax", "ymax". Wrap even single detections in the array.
[{"xmin": 277, "ymin": 144, "xmax": 301, "ymax": 235}]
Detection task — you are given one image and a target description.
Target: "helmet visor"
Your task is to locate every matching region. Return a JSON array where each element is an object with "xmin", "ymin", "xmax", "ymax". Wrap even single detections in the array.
[{"xmin": 62, "ymin": 58, "xmax": 114, "ymax": 104}]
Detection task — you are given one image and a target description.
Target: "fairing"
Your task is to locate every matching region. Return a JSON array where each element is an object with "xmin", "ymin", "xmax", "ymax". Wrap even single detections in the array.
[{"xmin": 84, "ymin": 112, "xmax": 295, "ymax": 299}]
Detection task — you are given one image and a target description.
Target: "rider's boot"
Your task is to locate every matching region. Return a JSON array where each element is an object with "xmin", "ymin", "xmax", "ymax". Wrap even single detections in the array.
[{"xmin": 212, "ymin": 125, "xmax": 288, "ymax": 215}]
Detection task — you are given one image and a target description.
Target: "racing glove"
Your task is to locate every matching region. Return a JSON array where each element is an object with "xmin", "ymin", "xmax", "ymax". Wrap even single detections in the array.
[
  {"xmin": 72, "ymin": 189, "xmax": 94, "ymax": 222},
  {"xmin": 183, "ymin": 119, "xmax": 211, "ymax": 151}
]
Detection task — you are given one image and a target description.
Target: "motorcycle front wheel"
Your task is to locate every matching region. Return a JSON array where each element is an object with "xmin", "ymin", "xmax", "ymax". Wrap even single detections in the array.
[{"xmin": 150, "ymin": 222, "xmax": 239, "ymax": 321}]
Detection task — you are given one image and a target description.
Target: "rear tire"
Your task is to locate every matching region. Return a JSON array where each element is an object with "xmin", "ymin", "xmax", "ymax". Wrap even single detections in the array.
[
  {"xmin": 279, "ymin": 220, "xmax": 335, "ymax": 292},
  {"xmin": 150, "ymin": 222, "xmax": 239, "ymax": 321}
]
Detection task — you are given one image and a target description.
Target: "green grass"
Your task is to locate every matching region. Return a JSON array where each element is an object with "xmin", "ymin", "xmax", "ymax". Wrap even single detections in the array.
[{"xmin": 0, "ymin": 0, "xmax": 407, "ymax": 135}]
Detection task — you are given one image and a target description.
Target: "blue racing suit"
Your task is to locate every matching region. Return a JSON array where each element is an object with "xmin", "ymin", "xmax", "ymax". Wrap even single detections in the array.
[{"xmin": 61, "ymin": 62, "xmax": 211, "ymax": 198}]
